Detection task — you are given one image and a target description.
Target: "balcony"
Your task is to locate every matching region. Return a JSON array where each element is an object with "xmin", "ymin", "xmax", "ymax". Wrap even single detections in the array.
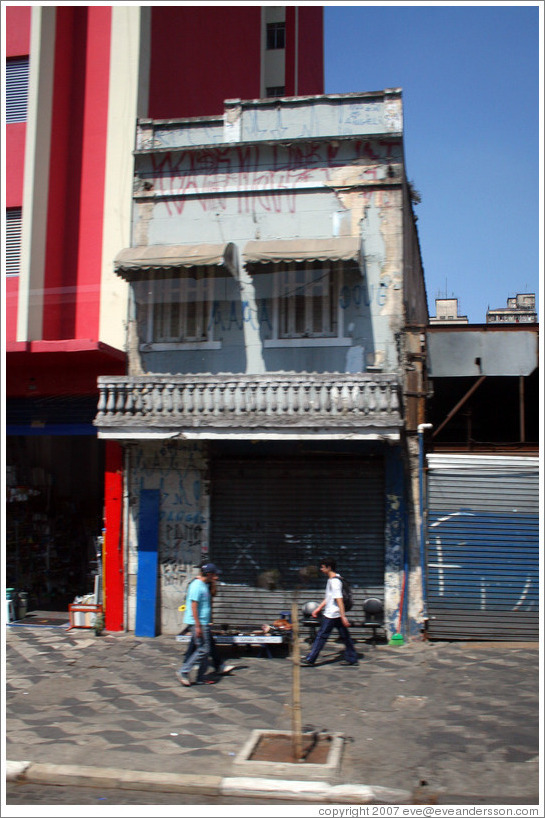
[{"xmin": 94, "ymin": 373, "xmax": 403, "ymax": 440}]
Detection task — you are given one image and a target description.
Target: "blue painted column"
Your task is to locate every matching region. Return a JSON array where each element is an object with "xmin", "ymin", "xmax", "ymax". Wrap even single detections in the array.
[
  {"xmin": 135, "ymin": 489, "xmax": 160, "ymax": 637},
  {"xmin": 384, "ymin": 446, "xmax": 406, "ymax": 638}
]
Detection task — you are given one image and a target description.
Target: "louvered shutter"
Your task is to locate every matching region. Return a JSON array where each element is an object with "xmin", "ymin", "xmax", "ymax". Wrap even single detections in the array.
[
  {"xmin": 6, "ymin": 58, "xmax": 29, "ymax": 123},
  {"xmin": 6, "ymin": 209, "xmax": 22, "ymax": 277}
]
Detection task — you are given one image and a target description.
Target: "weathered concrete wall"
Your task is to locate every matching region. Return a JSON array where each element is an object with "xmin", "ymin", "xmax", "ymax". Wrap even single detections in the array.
[
  {"xmin": 132, "ymin": 136, "xmax": 405, "ymax": 377},
  {"xmin": 126, "ymin": 441, "xmax": 209, "ymax": 634},
  {"xmin": 137, "ymin": 90, "xmax": 403, "ymax": 151}
]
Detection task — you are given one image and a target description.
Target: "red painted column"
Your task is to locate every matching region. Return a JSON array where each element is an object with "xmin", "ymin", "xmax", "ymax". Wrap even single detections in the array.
[{"xmin": 103, "ymin": 441, "xmax": 124, "ymax": 631}]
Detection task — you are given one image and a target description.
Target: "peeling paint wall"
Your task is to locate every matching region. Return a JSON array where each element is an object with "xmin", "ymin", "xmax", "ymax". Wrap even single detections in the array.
[
  {"xmin": 133, "ymin": 136, "xmax": 405, "ymax": 377},
  {"xmin": 126, "ymin": 441, "xmax": 209, "ymax": 634},
  {"xmin": 384, "ymin": 446, "xmax": 406, "ymax": 638}
]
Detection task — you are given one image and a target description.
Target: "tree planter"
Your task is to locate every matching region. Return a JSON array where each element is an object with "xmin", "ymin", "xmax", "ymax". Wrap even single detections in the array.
[{"xmin": 233, "ymin": 730, "xmax": 344, "ymax": 780}]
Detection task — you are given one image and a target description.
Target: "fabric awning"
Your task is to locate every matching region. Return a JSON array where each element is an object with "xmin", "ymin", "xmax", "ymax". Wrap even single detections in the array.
[
  {"xmin": 114, "ymin": 243, "xmax": 237, "ymax": 278},
  {"xmin": 244, "ymin": 237, "xmax": 361, "ymax": 265}
]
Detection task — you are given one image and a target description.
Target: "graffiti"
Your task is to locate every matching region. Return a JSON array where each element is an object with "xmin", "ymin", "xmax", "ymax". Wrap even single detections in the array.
[
  {"xmin": 132, "ymin": 445, "xmax": 208, "ymax": 586},
  {"xmin": 149, "ymin": 141, "xmax": 401, "ymax": 217},
  {"xmin": 165, "ymin": 520, "xmax": 203, "ymax": 549},
  {"xmin": 209, "ymin": 299, "xmax": 272, "ymax": 332},
  {"xmin": 339, "ymin": 280, "xmax": 390, "ymax": 309}
]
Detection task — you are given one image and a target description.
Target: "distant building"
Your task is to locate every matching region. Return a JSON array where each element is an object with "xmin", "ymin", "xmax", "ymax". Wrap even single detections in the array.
[
  {"xmin": 486, "ymin": 293, "xmax": 537, "ymax": 324},
  {"xmin": 429, "ymin": 298, "xmax": 468, "ymax": 325}
]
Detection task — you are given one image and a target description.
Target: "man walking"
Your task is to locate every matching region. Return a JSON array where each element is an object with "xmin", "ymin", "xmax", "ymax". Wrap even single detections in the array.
[
  {"xmin": 177, "ymin": 562, "xmax": 222, "ymax": 686},
  {"xmin": 302, "ymin": 558, "xmax": 358, "ymax": 666}
]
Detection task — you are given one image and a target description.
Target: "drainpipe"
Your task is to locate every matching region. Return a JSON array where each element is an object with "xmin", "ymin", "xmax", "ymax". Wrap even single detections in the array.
[{"xmin": 417, "ymin": 423, "xmax": 433, "ymax": 627}]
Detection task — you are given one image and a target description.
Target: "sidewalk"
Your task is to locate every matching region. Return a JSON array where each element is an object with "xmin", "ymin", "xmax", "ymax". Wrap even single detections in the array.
[{"xmin": 4, "ymin": 624, "xmax": 540, "ymax": 804}]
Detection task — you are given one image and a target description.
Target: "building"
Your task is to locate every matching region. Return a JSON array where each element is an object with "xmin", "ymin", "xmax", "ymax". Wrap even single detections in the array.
[
  {"xmin": 429, "ymin": 297, "xmax": 468, "ymax": 325},
  {"xmin": 93, "ymin": 90, "xmax": 429, "ymax": 640},
  {"xmin": 424, "ymin": 320, "xmax": 539, "ymax": 640},
  {"xmin": 4, "ymin": 5, "xmax": 323, "ymax": 625},
  {"xmin": 486, "ymin": 293, "xmax": 537, "ymax": 324}
]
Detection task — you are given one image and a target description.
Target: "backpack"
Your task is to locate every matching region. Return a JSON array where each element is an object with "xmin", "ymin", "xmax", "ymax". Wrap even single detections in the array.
[{"xmin": 337, "ymin": 574, "xmax": 354, "ymax": 612}]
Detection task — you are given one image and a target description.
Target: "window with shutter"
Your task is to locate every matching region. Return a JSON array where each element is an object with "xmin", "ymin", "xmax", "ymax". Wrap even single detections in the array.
[
  {"xmin": 6, "ymin": 209, "xmax": 22, "ymax": 277},
  {"xmin": 6, "ymin": 57, "xmax": 29, "ymax": 123}
]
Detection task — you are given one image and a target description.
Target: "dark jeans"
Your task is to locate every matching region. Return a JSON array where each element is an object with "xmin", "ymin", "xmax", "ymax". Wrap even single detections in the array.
[
  {"xmin": 305, "ymin": 616, "xmax": 357, "ymax": 664},
  {"xmin": 180, "ymin": 624, "xmax": 211, "ymax": 681},
  {"xmin": 184, "ymin": 632, "xmax": 221, "ymax": 672}
]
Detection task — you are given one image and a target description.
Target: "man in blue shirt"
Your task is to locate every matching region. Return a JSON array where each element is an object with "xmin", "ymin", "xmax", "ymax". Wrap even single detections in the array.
[{"xmin": 177, "ymin": 563, "xmax": 220, "ymax": 686}]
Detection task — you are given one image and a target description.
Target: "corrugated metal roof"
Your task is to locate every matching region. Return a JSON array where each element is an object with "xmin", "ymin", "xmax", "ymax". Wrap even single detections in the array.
[{"xmin": 427, "ymin": 454, "xmax": 539, "ymax": 472}]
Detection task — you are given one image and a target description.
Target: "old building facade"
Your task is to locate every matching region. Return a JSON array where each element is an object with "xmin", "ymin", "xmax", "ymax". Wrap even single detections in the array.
[{"xmin": 94, "ymin": 91, "xmax": 429, "ymax": 638}]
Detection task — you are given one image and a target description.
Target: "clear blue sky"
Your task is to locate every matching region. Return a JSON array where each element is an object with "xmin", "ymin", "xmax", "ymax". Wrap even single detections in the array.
[{"xmin": 324, "ymin": 3, "xmax": 541, "ymax": 323}]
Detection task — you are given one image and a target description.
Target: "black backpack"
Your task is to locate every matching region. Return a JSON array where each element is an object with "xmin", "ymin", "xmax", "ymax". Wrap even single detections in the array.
[{"xmin": 337, "ymin": 574, "xmax": 354, "ymax": 612}]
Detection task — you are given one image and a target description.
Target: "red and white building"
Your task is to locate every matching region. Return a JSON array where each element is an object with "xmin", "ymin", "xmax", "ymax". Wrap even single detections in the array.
[{"xmin": 4, "ymin": 5, "xmax": 323, "ymax": 629}]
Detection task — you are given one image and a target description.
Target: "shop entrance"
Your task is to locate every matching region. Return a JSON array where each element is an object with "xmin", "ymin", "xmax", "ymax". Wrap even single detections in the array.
[{"xmin": 6, "ymin": 435, "xmax": 104, "ymax": 613}]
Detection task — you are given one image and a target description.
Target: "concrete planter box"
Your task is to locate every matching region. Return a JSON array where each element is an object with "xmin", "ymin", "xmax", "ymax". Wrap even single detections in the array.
[{"xmin": 233, "ymin": 730, "xmax": 344, "ymax": 780}]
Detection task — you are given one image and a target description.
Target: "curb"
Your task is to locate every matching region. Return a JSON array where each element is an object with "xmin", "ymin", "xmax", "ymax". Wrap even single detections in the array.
[{"xmin": 6, "ymin": 761, "xmax": 413, "ymax": 804}]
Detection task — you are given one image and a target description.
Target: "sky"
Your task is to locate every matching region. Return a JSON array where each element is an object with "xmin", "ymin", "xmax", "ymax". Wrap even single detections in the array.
[{"xmin": 323, "ymin": 2, "xmax": 541, "ymax": 323}]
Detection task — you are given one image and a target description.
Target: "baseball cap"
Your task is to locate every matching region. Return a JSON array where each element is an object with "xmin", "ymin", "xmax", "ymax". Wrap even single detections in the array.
[{"xmin": 201, "ymin": 562, "xmax": 220, "ymax": 575}]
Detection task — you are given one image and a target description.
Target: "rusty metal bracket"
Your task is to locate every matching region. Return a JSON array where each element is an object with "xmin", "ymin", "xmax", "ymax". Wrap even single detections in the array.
[{"xmin": 432, "ymin": 375, "xmax": 486, "ymax": 438}]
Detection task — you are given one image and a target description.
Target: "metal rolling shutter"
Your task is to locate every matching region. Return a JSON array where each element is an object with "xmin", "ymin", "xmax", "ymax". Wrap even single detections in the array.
[
  {"xmin": 210, "ymin": 456, "xmax": 384, "ymax": 626},
  {"xmin": 426, "ymin": 455, "xmax": 539, "ymax": 641}
]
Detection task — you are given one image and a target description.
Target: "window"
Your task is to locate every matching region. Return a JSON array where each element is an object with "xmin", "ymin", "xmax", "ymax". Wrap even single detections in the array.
[
  {"xmin": 258, "ymin": 261, "xmax": 350, "ymax": 347},
  {"xmin": 278, "ymin": 262, "xmax": 337, "ymax": 338},
  {"xmin": 266, "ymin": 86, "xmax": 285, "ymax": 98},
  {"xmin": 266, "ymin": 22, "xmax": 285, "ymax": 50},
  {"xmin": 6, "ymin": 208, "xmax": 22, "ymax": 276},
  {"xmin": 6, "ymin": 57, "xmax": 29, "ymax": 123},
  {"xmin": 135, "ymin": 269, "xmax": 219, "ymax": 348}
]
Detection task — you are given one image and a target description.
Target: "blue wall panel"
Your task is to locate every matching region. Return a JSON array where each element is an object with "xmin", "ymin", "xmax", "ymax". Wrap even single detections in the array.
[{"xmin": 135, "ymin": 489, "xmax": 160, "ymax": 637}]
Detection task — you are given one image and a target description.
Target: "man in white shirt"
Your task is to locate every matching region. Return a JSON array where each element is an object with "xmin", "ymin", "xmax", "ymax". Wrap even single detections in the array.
[{"xmin": 301, "ymin": 557, "xmax": 358, "ymax": 666}]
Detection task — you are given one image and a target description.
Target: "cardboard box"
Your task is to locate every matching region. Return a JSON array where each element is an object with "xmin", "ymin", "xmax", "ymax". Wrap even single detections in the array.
[{"xmin": 69, "ymin": 603, "xmax": 103, "ymax": 629}]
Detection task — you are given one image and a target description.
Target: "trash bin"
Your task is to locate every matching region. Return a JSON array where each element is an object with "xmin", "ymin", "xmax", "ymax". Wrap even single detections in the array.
[
  {"xmin": 6, "ymin": 589, "xmax": 16, "ymax": 623},
  {"xmin": 17, "ymin": 591, "xmax": 29, "ymax": 620}
]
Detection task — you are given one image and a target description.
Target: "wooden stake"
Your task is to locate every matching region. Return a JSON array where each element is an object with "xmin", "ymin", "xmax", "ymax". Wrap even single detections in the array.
[{"xmin": 291, "ymin": 600, "xmax": 303, "ymax": 760}]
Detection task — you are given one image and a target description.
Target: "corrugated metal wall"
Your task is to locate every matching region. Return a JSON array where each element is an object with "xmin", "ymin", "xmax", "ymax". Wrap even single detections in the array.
[
  {"xmin": 426, "ymin": 455, "xmax": 539, "ymax": 640},
  {"xmin": 209, "ymin": 456, "xmax": 385, "ymax": 627}
]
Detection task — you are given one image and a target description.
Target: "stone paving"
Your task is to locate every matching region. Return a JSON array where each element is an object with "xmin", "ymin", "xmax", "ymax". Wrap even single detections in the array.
[{"xmin": 4, "ymin": 624, "xmax": 540, "ymax": 803}]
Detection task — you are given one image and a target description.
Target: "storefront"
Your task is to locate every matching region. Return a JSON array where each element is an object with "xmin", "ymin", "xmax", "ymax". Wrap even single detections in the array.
[
  {"xmin": 122, "ymin": 438, "xmax": 406, "ymax": 635},
  {"xmin": 6, "ymin": 398, "xmax": 105, "ymax": 614}
]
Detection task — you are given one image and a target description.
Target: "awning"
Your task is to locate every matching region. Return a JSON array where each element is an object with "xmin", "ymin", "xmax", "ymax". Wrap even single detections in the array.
[
  {"xmin": 114, "ymin": 242, "xmax": 237, "ymax": 278},
  {"xmin": 244, "ymin": 237, "xmax": 361, "ymax": 265}
]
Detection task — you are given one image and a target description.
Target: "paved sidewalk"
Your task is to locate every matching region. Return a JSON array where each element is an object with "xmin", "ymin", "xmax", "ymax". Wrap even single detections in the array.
[{"xmin": 4, "ymin": 625, "xmax": 541, "ymax": 804}]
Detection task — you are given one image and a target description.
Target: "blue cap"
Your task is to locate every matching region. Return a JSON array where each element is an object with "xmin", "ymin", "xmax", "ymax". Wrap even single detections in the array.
[{"xmin": 201, "ymin": 562, "xmax": 220, "ymax": 575}]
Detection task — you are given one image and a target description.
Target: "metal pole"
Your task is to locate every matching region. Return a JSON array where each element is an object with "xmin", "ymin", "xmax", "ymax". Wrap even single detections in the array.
[
  {"xmin": 418, "ymin": 424, "xmax": 432, "ymax": 624},
  {"xmin": 519, "ymin": 376, "xmax": 525, "ymax": 443}
]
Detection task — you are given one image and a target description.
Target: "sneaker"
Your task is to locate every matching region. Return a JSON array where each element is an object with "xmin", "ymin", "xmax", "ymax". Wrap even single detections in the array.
[
  {"xmin": 176, "ymin": 671, "xmax": 191, "ymax": 687},
  {"xmin": 300, "ymin": 658, "xmax": 315, "ymax": 666},
  {"xmin": 195, "ymin": 678, "xmax": 217, "ymax": 685},
  {"xmin": 340, "ymin": 660, "xmax": 359, "ymax": 666},
  {"xmin": 219, "ymin": 663, "xmax": 236, "ymax": 675}
]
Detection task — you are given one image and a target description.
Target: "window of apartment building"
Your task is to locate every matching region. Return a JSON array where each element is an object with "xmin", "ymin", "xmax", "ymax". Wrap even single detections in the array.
[
  {"xmin": 277, "ymin": 262, "xmax": 337, "ymax": 338},
  {"xmin": 256, "ymin": 260, "xmax": 350, "ymax": 347},
  {"xmin": 266, "ymin": 22, "xmax": 285, "ymax": 49},
  {"xmin": 135, "ymin": 269, "xmax": 219, "ymax": 348},
  {"xmin": 266, "ymin": 86, "xmax": 285, "ymax": 98},
  {"xmin": 6, "ymin": 208, "xmax": 22, "ymax": 276},
  {"xmin": 6, "ymin": 57, "xmax": 29, "ymax": 123}
]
